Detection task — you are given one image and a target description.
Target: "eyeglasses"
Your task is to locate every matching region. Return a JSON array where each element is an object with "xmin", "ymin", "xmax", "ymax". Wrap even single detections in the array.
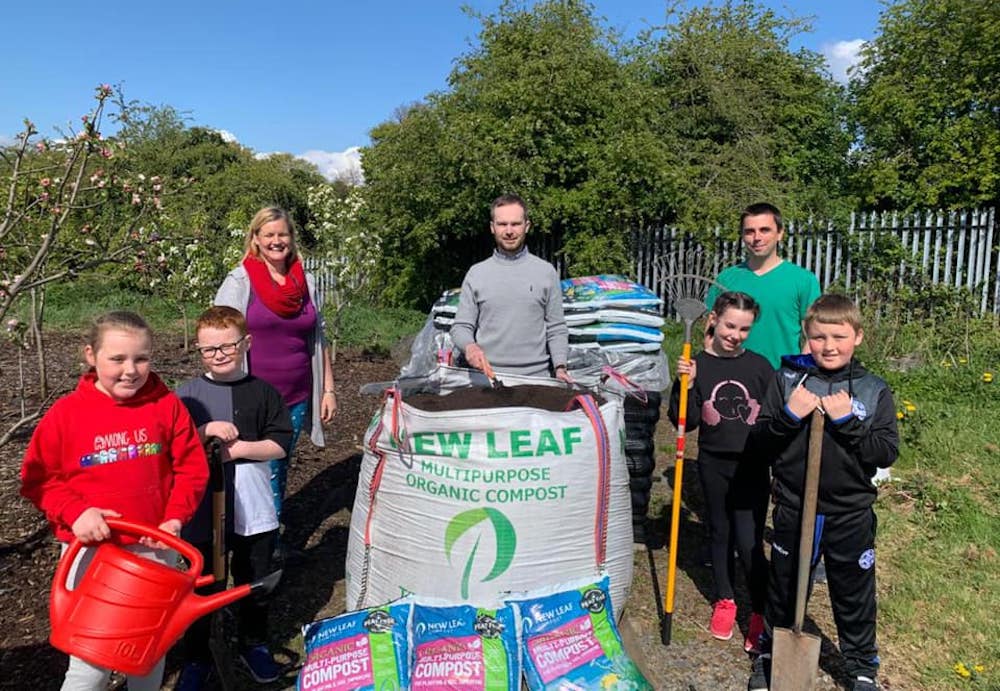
[{"xmin": 195, "ymin": 336, "xmax": 247, "ymax": 358}]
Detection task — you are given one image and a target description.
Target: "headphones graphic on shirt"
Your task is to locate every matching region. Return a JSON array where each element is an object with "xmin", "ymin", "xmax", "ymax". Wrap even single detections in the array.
[{"xmin": 701, "ymin": 379, "xmax": 761, "ymax": 426}]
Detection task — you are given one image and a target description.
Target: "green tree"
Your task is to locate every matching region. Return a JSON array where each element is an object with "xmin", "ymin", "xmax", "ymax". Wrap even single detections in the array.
[
  {"xmin": 849, "ymin": 0, "xmax": 1000, "ymax": 208},
  {"xmin": 363, "ymin": 0, "xmax": 676, "ymax": 306},
  {"xmin": 633, "ymin": 1, "xmax": 852, "ymax": 230},
  {"xmin": 308, "ymin": 183, "xmax": 381, "ymax": 359},
  {"xmin": 0, "ymin": 86, "xmax": 174, "ymax": 444}
]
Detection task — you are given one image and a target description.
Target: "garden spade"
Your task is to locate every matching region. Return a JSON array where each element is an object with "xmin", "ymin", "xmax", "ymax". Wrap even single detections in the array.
[
  {"xmin": 206, "ymin": 437, "xmax": 237, "ymax": 691},
  {"xmin": 771, "ymin": 408, "xmax": 825, "ymax": 691}
]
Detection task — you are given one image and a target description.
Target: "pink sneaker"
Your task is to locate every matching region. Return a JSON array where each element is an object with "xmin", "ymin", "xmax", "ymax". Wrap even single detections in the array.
[
  {"xmin": 744, "ymin": 611, "xmax": 765, "ymax": 653},
  {"xmin": 709, "ymin": 599, "xmax": 737, "ymax": 640}
]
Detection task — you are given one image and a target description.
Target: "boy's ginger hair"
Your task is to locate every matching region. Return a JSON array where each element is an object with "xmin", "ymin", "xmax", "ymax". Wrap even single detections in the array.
[
  {"xmin": 196, "ymin": 305, "xmax": 247, "ymax": 336},
  {"xmin": 804, "ymin": 293, "xmax": 863, "ymax": 332}
]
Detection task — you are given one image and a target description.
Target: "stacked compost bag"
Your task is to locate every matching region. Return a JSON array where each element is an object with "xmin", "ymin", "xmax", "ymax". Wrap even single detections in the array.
[{"xmin": 560, "ymin": 276, "xmax": 666, "ymax": 545}]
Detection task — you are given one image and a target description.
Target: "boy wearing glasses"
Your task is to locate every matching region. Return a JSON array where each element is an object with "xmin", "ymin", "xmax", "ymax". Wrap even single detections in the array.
[{"xmin": 175, "ymin": 306, "xmax": 293, "ymax": 689}]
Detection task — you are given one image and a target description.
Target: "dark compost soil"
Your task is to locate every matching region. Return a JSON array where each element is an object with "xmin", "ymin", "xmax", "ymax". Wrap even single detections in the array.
[{"xmin": 0, "ymin": 333, "xmax": 901, "ymax": 690}]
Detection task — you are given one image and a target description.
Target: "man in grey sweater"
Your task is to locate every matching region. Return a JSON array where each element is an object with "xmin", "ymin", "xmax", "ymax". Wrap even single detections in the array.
[{"xmin": 451, "ymin": 194, "xmax": 572, "ymax": 381}]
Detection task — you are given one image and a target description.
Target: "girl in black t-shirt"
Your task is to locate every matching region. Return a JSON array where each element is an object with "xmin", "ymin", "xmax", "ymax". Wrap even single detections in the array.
[{"xmin": 669, "ymin": 291, "xmax": 773, "ymax": 651}]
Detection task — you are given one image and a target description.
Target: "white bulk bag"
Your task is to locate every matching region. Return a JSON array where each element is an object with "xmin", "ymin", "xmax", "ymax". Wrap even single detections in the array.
[{"xmin": 346, "ymin": 367, "xmax": 633, "ymax": 617}]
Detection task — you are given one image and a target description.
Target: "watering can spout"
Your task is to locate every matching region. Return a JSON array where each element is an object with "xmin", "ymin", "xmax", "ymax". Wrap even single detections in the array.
[
  {"xmin": 182, "ymin": 569, "xmax": 283, "ymax": 623},
  {"xmin": 253, "ymin": 569, "xmax": 283, "ymax": 595}
]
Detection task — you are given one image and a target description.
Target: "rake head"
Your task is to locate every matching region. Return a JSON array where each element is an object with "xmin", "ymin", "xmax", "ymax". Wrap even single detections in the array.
[{"xmin": 656, "ymin": 248, "xmax": 725, "ymax": 322}]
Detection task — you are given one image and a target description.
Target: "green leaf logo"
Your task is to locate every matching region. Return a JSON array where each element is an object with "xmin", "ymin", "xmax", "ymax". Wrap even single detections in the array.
[{"xmin": 444, "ymin": 508, "xmax": 517, "ymax": 599}]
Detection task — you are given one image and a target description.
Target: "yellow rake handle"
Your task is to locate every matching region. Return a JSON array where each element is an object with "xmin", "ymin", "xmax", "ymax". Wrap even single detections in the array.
[{"xmin": 661, "ymin": 340, "xmax": 691, "ymax": 645}]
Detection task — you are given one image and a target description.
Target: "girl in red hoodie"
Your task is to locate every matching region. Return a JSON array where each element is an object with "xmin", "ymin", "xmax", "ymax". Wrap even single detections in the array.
[{"xmin": 21, "ymin": 311, "xmax": 208, "ymax": 691}]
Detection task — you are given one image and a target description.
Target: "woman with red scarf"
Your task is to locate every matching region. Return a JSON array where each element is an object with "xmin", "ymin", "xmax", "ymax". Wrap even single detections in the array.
[{"xmin": 215, "ymin": 207, "xmax": 336, "ymax": 543}]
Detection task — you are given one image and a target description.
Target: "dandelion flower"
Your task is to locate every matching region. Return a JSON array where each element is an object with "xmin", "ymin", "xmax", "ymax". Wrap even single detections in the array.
[
  {"xmin": 905, "ymin": 403, "xmax": 916, "ymax": 412},
  {"xmin": 973, "ymin": 664, "xmax": 985, "ymax": 673},
  {"xmin": 958, "ymin": 357, "xmax": 968, "ymax": 364},
  {"xmin": 955, "ymin": 662, "xmax": 971, "ymax": 678},
  {"xmin": 896, "ymin": 411, "xmax": 904, "ymax": 420},
  {"xmin": 984, "ymin": 372, "xmax": 994, "ymax": 383},
  {"xmin": 941, "ymin": 360, "xmax": 953, "ymax": 368}
]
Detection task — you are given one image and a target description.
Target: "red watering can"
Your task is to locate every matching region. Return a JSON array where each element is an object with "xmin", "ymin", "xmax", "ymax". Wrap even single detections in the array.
[{"xmin": 50, "ymin": 518, "xmax": 281, "ymax": 676}]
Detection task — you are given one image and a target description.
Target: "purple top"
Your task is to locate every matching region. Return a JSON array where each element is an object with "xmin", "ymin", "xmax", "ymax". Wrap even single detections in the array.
[{"xmin": 246, "ymin": 290, "xmax": 316, "ymax": 406}]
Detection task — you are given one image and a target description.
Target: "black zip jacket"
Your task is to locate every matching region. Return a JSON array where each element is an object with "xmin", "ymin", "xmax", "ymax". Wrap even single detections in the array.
[{"xmin": 752, "ymin": 354, "xmax": 899, "ymax": 514}]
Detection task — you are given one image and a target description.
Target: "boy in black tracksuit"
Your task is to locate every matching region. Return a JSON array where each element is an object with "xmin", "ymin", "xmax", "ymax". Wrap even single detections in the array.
[{"xmin": 748, "ymin": 294, "xmax": 898, "ymax": 691}]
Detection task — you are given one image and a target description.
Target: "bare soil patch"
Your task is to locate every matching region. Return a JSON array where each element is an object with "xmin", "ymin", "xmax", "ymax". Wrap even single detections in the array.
[{"xmin": 0, "ymin": 334, "xmax": 904, "ymax": 689}]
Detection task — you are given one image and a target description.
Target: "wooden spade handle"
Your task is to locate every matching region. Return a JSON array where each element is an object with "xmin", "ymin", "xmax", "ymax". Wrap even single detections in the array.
[{"xmin": 793, "ymin": 409, "xmax": 825, "ymax": 631}]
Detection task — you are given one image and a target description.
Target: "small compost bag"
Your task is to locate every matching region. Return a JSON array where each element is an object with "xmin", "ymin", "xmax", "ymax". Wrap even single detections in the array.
[
  {"xmin": 410, "ymin": 601, "xmax": 520, "ymax": 691},
  {"xmin": 561, "ymin": 275, "xmax": 663, "ymax": 312},
  {"xmin": 346, "ymin": 366, "xmax": 633, "ymax": 617},
  {"xmin": 509, "ymin": 576, "xmax": 652, "ymax": 691},
  {"xmin": 298, "ymin": 601, "xmax": 412, "ymax": 691}
]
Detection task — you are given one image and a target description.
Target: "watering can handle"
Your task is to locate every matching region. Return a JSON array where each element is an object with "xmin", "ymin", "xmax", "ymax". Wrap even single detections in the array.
[
  {"xmin": 103, "ymin": 518, "xmax": 204, "ymax": 577},
  {"xmin": 52, "ymin": 517, "xmax": 205, "ymax": 601}
]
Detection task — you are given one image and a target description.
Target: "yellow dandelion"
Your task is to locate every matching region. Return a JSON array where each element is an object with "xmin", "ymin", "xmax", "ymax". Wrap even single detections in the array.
[
  {"xmin": 905, "ymin": 403, "xmax": 916, "ymax": 412},
  {"xmin": 941, "ymin": 360, "xmax": 953, "ymax": 368},
  {"xmin": 974, "ymin": 664, "xmax": 985, "ymax": 673},
  {"xmin": 983, "ymin": 372, "xmax": 994, "ymax": 383},
  {"xmin": 896, "ymin": 411, "xmax": 905, "ymax": 420},
  {"xmin": 958, "ymin": 357, "xmax": 968, "ymax": 364},
  {"xmin": 955, "ymin": 662, "xmax": 971, "ymax": 678}
]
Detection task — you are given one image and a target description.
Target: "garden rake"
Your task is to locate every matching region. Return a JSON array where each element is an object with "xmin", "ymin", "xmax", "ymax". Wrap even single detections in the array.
[{"xmin": 656, "ymin": 247, "xmax": 726, "ymax": 645}]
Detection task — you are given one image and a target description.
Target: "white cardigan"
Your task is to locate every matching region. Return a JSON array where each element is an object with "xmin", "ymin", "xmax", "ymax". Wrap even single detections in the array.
[{"xmin": 215, "ymin": 265, "xmax": 327, "ymax": 447}]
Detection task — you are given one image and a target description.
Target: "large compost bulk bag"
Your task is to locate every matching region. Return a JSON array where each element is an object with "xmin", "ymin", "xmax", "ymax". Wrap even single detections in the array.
[{"xmin": 346, "ymin": 367, "xmax": 633, "ymax": 618}]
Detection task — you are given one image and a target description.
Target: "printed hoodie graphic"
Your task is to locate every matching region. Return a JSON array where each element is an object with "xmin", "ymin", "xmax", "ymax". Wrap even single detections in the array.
[{"xmin": 701, "ymin": 380, "xmax": 761, "ymax": 426}]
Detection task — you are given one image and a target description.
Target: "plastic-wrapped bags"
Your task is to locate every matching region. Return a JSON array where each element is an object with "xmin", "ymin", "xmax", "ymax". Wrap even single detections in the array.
[
  {"xmin": 561, "ymin": 276, "xmax": 662, "ymax": 312},
  {"xmin": 568, "ymin": 323, "xmax": 665, "ymax": 344},
  {"xmin": 410, "ymin": 601, "xmax": 521, "ymax": 691},
  {"xmin": 509, "ymin": 576, "xmax": 652, "ymax": 691},
  {"xmin": 298, "ymin": 601, "xmax": 412, "ymax": 691},
  {"xmin": 565, "ymin": 308, "xmax": 665, "ymax": 329}
]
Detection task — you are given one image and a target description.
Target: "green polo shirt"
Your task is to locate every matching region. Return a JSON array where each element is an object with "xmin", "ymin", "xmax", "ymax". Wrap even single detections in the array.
[{"xmin": 707, "ymin": 260, "xmax": 821, "ymax": 368}]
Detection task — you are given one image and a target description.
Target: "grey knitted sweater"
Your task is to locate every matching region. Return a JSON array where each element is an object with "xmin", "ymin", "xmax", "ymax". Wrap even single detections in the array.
[{"xmin": 451, "ymin": 249, "xmax": 568, "ymax": 377}]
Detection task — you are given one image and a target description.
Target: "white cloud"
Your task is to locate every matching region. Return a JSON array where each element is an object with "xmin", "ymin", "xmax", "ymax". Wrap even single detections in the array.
[
  {"xmin": 212, "ymin": 128, "xmax": 239, "ymax": 144},
  {"xmin": 822, "ymin": 39, "xmax": 866, "ymax": 84},
  {"xmin": 297, "ymin": 146, "xmax": 364, "ymax": 183}
]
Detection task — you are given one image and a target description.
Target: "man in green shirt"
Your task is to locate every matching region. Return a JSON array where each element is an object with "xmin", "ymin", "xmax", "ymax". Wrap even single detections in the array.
[{"xmin": 707, "ymin": 202, "xmax": 821, "ymax": 368}]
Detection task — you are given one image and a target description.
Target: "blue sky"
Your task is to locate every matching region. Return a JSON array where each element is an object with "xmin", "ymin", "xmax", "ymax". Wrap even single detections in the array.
[{"xmin": 1, "ymin": 0, "xmax": 883, "ymax": 180}]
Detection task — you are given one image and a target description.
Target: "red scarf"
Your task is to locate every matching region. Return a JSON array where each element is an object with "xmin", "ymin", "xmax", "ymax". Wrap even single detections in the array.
[{"xmin": 242, "ymin": 256, "xmax": 308, "ymax": 318}]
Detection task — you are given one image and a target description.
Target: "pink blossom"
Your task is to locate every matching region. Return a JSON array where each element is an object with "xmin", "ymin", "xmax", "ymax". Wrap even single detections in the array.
[
  {"xmin": 39, "ymin": 192, "xmax": 50, "ymax": 202},
  {"xmin": 100, "ymin": 147, "xmax": 113, "ymax": 159},
  {"xmin": 131, "ymin": 193, "xmax": 142, "ymax": 205},
  {"xmin": 40, "ymin": 178, "xmax": 51, "ymax": 187},
  {"xmin": 35, "ymin": 141, "xmax": 47, "ymax": 152}
]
